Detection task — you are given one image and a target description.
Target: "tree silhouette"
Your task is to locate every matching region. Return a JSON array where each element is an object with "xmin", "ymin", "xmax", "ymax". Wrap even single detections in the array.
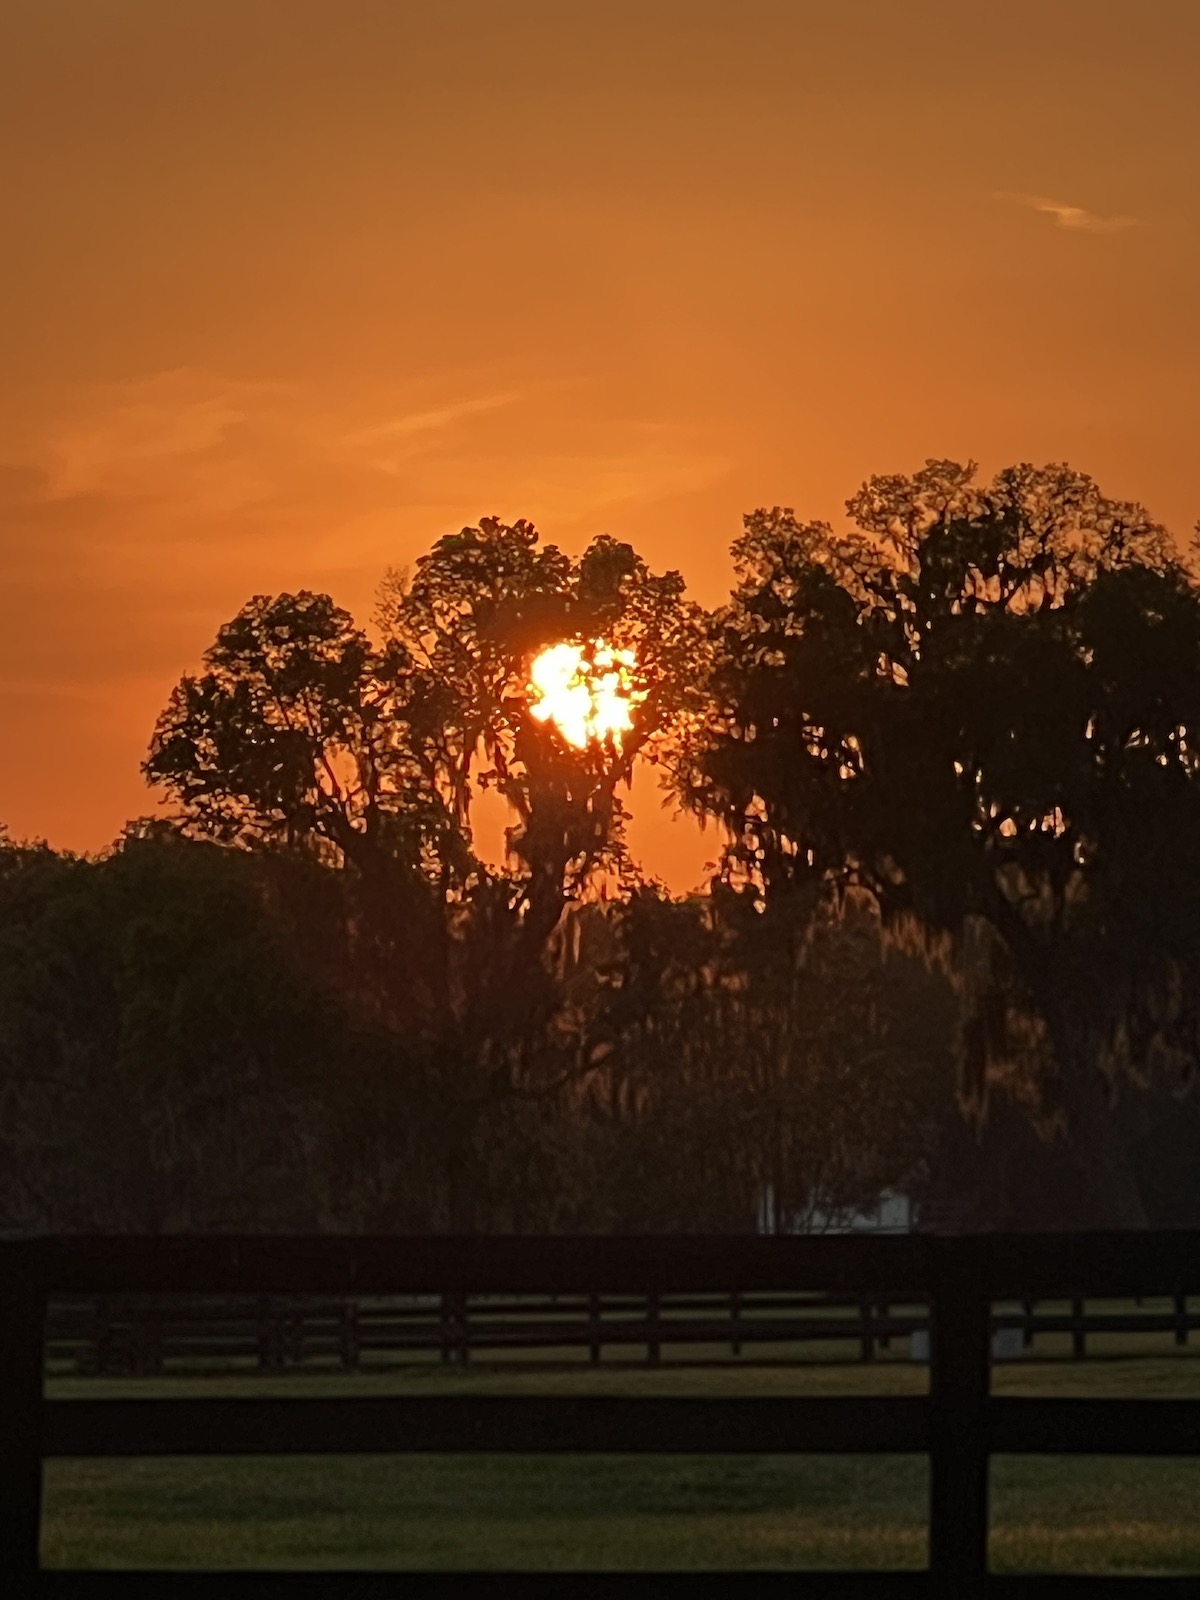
[
  {"xmin": 0, "ymin": 830, "xmax": 344, "ymax": 1232},
  {"xmin": 678, "ymin": 461, "xmax": 1200, "ymax": 1226},
  {"xmin": 573, "ymin": 884, "xmax": 953, "ymax": 1232},
  {"xmin": 375, "ymin": 519, "xmax": 704, "ymax": 910},
  {"xmin": 145, "ymin": 518, "xmax": 704, "ymax": 1226}
]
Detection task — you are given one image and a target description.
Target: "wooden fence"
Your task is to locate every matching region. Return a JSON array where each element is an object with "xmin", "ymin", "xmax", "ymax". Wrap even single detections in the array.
[
  {"xmin": 42, "ymin": 1286, "xmax": 1200, "ymax": 1376},
  {"xmin": 4, "ymin": 1230, "xmax": 1200, "ymax": 1596}
]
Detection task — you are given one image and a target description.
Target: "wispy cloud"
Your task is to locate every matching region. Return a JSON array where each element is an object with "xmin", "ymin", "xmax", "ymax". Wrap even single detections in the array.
[
  {"xmin": 343, "ymin": 391, "xmax": 523, "ymax": 455},
  {"xmin": 1, "ymin": 367, "xmax": 732, "ymax": 692},
  {"xmin": 997, "ymin": 192, "xmax": 1142, "ymax": 234}
]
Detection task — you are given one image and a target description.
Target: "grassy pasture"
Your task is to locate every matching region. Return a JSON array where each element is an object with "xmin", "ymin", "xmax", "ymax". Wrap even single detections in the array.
[{"xmin": 40, "ymin": 1308, "xmax": 1200, "ymax": 1574}]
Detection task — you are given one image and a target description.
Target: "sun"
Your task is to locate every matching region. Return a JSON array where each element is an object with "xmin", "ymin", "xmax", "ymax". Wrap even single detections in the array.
[{"xmin": 528, "ymin": 641, "xmax": 644, "ymax": 749}]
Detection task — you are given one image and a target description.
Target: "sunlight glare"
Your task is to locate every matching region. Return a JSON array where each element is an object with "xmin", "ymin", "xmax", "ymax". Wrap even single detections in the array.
[{"xmin": 528, "ymin": 641, "xmax": 644, "ymax": 749}]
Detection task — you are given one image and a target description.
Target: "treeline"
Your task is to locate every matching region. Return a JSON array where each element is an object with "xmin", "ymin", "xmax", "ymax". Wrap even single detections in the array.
[
  {"xmin": 0, "ymin": 830, "xmax": 954, "ymax": 1232},
  {"xmin": 4, "ymin": 459, "xmax": 1200, "ymax": 1233}
]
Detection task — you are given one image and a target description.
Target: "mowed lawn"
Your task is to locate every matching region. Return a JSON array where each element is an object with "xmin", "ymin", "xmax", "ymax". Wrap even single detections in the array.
[{"xmin": 41, "ymin": 1326, "xmax": 1200, "ymax": 1574}]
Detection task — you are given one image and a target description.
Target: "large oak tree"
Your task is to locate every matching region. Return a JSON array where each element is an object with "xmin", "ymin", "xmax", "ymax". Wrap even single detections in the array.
[
  {"xmin": 678, "ymin": 461, "xmax": 1200, "ymax": 1227},
  {"xmin": 145, "ymin": 518, "xmax": 704, "ymax": 1225}
]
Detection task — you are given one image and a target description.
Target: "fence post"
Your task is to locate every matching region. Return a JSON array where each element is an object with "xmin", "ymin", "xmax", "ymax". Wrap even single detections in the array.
[
  {"xmin": 646, "ymin": 1291, "xmax": 661, "ymax": 1365},
  {"xmin": 1071, "ymin": 1297, "xmax": 1086, "ymax": 1360},
  {"xmin": 455, "ymin": 1294, "xmax": 470, "ymax": 1366},
  {"xmin": 0, "ymin": 1251, "xmax": 44, "ymax": 1590},
  {"xmin": 257, "ymin": 1295, "xmax": 282, "ymax": 1372},
  {"xmin": 97, "ymin": 1293, "xmax": 116, "ymax": 1375},
  {"xmin": 730, "ymin": 1289, "xmax": 742, "ymax": 1357},
  {"xmin": 440, "ymin": 1293, "xmax": 452, "ymax": 1363},
  {"xmin": 588, "ymin": 1293, "xmax": 602, "ymax": 1366},
  {"xmin": 929, "ymin": 1240, "xmax": 990, "ymax": 1599},
  {"xmin": 1174, "ymin": 1292, "xmax": 1188, "ymax": 1348},
  {"xmin": 340, "ymin": 1300, "xmax": 359, "ymax": 1372},
  {"xmin": 137, "ymin": 1302, "xmax": 162, "ymax": 1376},
  {"xmin": 859, "ymin": 1297, "xmax": 876, "ymax": 1363},
  {"xmin": 285, "ymin": 1304, "xmax": 303, "ymax": 1367}
]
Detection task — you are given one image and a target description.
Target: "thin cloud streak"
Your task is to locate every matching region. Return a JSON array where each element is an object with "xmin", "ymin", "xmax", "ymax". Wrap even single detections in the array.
[
  {"xmin": 342, "ymin": 391, "xmax": 525, "ymax": 453},
  {"xmin": 0, "ymin": 367, "xmax": 732, "ymax": 692},
  {"xmin": 996, "ymin": 192, "xmax": 1143, "ymax": 234}
]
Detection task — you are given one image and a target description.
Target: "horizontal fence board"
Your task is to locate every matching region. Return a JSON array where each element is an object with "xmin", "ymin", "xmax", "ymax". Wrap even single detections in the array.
[
  {"xmin": 43, "ymin": 1394, "xmax": 930, "ymax": 1457},
  {"xmin": 12, "ymin": 1231, "xmax": 1200, "ymax": 1301},
  {"xmin": 989, "ymin": 1397, "xmax": 1200, "ymax": 1456},
  {"xmin": 11, "ymin": 1234, "xmax": 937, "ymax": 1296},
  {"xmin": 973, "ymin": 1235, "xmax": 1200, "ymax": 1301},
  {"xmin": 990, "ymin": 1313, "xmax": 1200, "ymax": 1336},
  {"xmin": 36, "ymin": 1573, "xmax": 1200, "ymax": 1598},
  {"xmin": 988, "ymin": 1585, "xmax": 1200, "ymax": 1599},
  {"xmin": 38, "ymin": 1575, "xmax": 936, "ymax": 1599}
]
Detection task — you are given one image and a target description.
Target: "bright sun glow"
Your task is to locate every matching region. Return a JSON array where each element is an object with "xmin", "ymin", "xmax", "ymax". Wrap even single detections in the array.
[{"xmin": 528, "ymin": 641, "xmax": 644, "ymax": 749}]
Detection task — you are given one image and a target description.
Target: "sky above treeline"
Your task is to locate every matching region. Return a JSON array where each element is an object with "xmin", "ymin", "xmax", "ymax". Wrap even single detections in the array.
[{"xmin": 2, "ymin": 0, "xmax": 1197, "ymax": 891}]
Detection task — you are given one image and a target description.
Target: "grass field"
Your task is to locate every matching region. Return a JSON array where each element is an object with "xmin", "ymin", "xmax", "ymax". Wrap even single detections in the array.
[{"xmin": 40, "ymin": 1324, "xmax": 1200, "ymax": 1573}]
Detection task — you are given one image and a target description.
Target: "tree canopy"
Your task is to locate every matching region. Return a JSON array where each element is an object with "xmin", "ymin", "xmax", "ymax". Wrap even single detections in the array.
[
  {"xmin": 0, "ymin": 830, "xmax": 344, "ymax": 1231},
  {"xmin": 676, "ymin": 460, "xmax": 1200, "ymax": 1224},
  {"xmin": 143, "ymin": 519, "xmax": 707, "ymax": 1227}
]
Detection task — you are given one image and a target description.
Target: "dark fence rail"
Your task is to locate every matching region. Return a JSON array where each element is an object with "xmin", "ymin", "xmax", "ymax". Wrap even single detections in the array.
[
  {"xmin": 43, "ymin": 1287, "xmax": 1200, "ymax": 1376},
  {"xmin": 4, "ymin": 1231, "xmax": 1200, "ymax": 1597}
]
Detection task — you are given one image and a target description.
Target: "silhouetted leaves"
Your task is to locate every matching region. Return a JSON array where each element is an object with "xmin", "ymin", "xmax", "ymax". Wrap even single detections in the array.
[{"xmin": 678, "ymin": 460, "xmax": 1200, "ymax": 1224}]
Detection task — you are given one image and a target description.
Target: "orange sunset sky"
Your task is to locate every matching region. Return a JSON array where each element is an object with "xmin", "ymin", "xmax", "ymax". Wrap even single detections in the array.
[{"xmin": 2, "ymin": 0, "xmax": 1198, "ymax": 891}]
